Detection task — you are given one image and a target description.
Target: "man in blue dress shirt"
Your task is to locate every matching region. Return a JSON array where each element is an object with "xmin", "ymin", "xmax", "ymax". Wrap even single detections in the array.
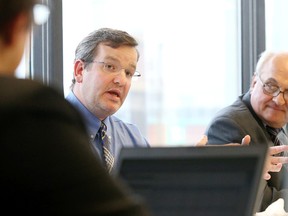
[{"xmin": 66, "ymin": 28, "xmax": 149, "ymax": 173}]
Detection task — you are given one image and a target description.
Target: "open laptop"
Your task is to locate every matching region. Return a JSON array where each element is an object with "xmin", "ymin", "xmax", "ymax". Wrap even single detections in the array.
[{"xmin": 115, "ymin": 145, "xmax": 267, "ymax": 216}]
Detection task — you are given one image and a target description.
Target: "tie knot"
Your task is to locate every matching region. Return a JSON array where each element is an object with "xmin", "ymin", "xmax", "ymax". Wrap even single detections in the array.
[
  {"xmin": 100, "ymin": 121, "xmax": 107, "ymax": 131},
  {"xmin": 266, "ymin": 126, "xmax": 281, "ymax": 136},
  {"xmin": 266, "ymin": 126, "xmax": 285, "ymax": 153},
  {"xmin": 99, "ymin": 122, "xmax": 108, "ymax": 138},
  {"xmin": 100, "ymin": 122, "xmax": 107, "ymax": 132}
]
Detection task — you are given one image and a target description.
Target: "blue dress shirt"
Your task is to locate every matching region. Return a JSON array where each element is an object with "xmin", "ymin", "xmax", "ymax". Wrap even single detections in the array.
[{"xmin": 66, "ymin": 91, "xmax": 150, "ymax": 171}]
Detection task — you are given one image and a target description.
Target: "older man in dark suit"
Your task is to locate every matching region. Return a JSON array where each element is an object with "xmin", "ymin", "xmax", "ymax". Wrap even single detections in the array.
[{"xmin": 205, "ymin": 51, "xmax": 288, "ymax": 211}]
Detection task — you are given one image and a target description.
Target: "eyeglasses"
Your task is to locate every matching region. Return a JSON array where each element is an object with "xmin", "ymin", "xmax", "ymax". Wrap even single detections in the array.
[
  {"xmin": 257, "ymin": 73, "xmax": 288, "ymax": 101},
  {"xmin": 33, "ymin": 4, "xmax": 50, "ymax": 25},
  {"xmin": 88, "ymin": 60, "xmax": 141, "ymax": 78}
]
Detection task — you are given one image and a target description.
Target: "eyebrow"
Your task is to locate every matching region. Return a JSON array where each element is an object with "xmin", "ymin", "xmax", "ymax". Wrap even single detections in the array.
[
  {"xmin": 265, "ymin": 78, "xmax": 278, "ymax": 83},
  {"xmin": 265, "ymin": 77, "xmax": 288, "ymax": 90},
  {"xmin": 103, "ymin": 56, "xmax": 136, "ymax": 69}
]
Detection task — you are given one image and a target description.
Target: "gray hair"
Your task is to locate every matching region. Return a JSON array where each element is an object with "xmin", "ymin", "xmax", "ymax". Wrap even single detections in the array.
[
  {"xmin": 255, "ymin": 51, "xmax": 275, "ymax": 76},
  {"xmin": 255, "ymin": 50, "xmax": 288, "ymax": 76}
]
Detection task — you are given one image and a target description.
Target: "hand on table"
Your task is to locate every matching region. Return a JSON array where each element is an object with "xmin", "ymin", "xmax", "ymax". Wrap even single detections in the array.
[{"xmin": 195, "ymin": 135, "xmax": 251, "ymax": 146}]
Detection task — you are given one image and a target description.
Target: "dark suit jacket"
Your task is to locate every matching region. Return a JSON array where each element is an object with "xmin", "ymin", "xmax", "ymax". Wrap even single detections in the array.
[
  {"xmin": 0, "ymin": 76, "xmax": 149, "ymax": 215},
  {"xmin": 205, "ymin": 92, "xmax": 288, "ymax": 212}
]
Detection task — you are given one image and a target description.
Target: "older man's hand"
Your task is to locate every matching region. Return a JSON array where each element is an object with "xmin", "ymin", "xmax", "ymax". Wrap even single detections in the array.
[{"xmin": 263, "ymin": 145, "xmax": 288, "ymax": 180}]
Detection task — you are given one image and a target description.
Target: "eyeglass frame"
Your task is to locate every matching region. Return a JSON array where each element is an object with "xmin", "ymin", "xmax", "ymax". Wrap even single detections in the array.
[
  {"xmin": 84, "ymin": 60, "xmax": 141, "ymax": 78},
  {"xmin": 256, "ymin": 73, "xmax": 288, "ymax": 101}
]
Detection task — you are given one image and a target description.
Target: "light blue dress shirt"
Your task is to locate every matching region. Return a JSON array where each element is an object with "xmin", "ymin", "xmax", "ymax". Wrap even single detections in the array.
[{"xmin": 66, "ymin": 91, "xmax": 150, "ymax": 171}]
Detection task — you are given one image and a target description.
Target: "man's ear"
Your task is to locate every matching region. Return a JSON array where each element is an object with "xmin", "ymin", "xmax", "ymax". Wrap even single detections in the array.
[
  {"xmin": 250, "ymin": 73, "xmax": 257, "ymax": 92},
  {"xmin": 74, "ymin": 60, "xmax": 85, "ymax": 83},
  {"xmin": 6, "ymin": 13, "xmax": 30, "ymax": 45}
]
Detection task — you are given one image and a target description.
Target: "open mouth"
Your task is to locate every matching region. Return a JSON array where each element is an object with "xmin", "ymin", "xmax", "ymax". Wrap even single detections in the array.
[{"xmin": 107, "ymin": 90, "xmax": 120, "ymax": 98}]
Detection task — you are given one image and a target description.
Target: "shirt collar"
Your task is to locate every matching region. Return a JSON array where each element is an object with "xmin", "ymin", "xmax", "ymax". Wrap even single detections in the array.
[{"xmin": 66, "ymin": 91, "xmax": 101, "ymax": 139}]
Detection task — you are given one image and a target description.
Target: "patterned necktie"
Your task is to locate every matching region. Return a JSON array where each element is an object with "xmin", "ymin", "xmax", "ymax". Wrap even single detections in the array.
[
  {"xmin": 266, "ymin": 126, "xmax": 283, "ymax": 156},
  {"xmin": 99, "ymin": 122, "xmax": 114, "ymax": 173}
]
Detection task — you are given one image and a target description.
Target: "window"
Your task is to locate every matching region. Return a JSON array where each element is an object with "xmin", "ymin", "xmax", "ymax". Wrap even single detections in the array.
[{"xmin": 265, "ymin": 0, "xmax": 288, "ymax": 50}]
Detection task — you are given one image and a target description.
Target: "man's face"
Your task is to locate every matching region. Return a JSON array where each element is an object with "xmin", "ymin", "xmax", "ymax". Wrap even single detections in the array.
[
  {"xmin": 73, "ymin": 44, "xmax": 138, "ymax": 120},
  {"xmin": 250, "ymin": 54, "xmax": 288, "ymax": 128}
]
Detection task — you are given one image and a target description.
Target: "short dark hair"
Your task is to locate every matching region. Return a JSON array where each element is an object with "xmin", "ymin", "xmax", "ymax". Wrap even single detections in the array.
[
  {"xmin": 71, "ymin": 28, "xmax": 139, "ymax": 87},
  {"xmin": 0, "ymin": 0, "xmax": 37, "ymax": 43}
]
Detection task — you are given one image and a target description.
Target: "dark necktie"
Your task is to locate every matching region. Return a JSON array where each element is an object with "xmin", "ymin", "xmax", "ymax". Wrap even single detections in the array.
[
  {"xmin": 266, "ymin": 126, "xmax": 282, "ymax": 146},
  {"xmin": 266, "ymin": 126, "xmax": 283, "ymax": 156},
  {"xmin": 99, "ymin": 122, "xmax": 114, "ymax": 173}
]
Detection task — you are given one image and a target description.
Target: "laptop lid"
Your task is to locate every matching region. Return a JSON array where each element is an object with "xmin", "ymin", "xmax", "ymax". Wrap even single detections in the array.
[{"xmin": 116, "ymin": 145, "xmax": 267, "ymax": 216}]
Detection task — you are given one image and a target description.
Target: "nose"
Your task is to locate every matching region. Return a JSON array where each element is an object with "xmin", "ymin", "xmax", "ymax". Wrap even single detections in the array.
[
  {"xmin": 272, "ymin": 91, "xmax": 286, "ymax": 106},
  {"xmin": 113, "ymin": 69, "xmax": 127, "ymax": 85}
]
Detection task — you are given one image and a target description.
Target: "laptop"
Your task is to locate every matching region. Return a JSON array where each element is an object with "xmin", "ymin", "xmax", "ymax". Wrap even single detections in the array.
[{"xmin": 116, "ymin": 145, "xmax": 267, "ymax": 216}]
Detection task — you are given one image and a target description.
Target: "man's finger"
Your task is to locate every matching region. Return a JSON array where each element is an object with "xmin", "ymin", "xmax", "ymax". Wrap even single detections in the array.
[
  {"xmin": 268, "ymin": 163, "xmax": 282, "ymax": 172},
  {"xmin": 241, "ymin": 135, "xmax": 251, "ymax": 146},
  {"xmin": 269, "ymin": 145, "xmax": 288, "ymax": 155},
  {"xmin": 196, "ymin": 135, "xmax": 208, "ymax": 146},
  {"xmin": 263, "ymin": 172, "xmax": 271, "ymax": 180},
  {"xmin": 270, "ymin": 156, "xmax": 288, "ymax": 165}
]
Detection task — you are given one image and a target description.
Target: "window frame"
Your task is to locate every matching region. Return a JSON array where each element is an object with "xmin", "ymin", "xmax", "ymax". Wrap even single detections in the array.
[
  {"xmin": 30, "ymin": 0, "xmax": 63, "ymax": 94},
  {"xmin": 241, "ymin": 0, "xmax": 265, "ymax": 93}
]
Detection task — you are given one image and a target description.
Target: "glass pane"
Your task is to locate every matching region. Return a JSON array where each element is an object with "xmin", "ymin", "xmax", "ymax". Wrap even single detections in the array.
[
  {"xmin": 15, "ymin": 48, "xmax": 29, "ymax": 79},
  {"xmin": 265, "ymin": 0, "xmax": 288, "ymax": 50},
  {"xmin": 15, "ymin": 56, "xmax": 26, "ymax": 78},
  {"xmin": 62, "ymin": 0, "xmax": 241, "ymax": 146}
]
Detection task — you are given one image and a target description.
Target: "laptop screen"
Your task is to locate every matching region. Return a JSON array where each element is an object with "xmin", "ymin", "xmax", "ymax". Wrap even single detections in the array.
[{"xmin": 116, "ymin": 145, "xmax": 267, "ymax": 216}]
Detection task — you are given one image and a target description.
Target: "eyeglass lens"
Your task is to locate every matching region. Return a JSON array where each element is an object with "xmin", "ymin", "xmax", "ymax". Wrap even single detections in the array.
[{"xmin": 263, "ymin": 85, "xmax": 288, "ymax": 100}]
